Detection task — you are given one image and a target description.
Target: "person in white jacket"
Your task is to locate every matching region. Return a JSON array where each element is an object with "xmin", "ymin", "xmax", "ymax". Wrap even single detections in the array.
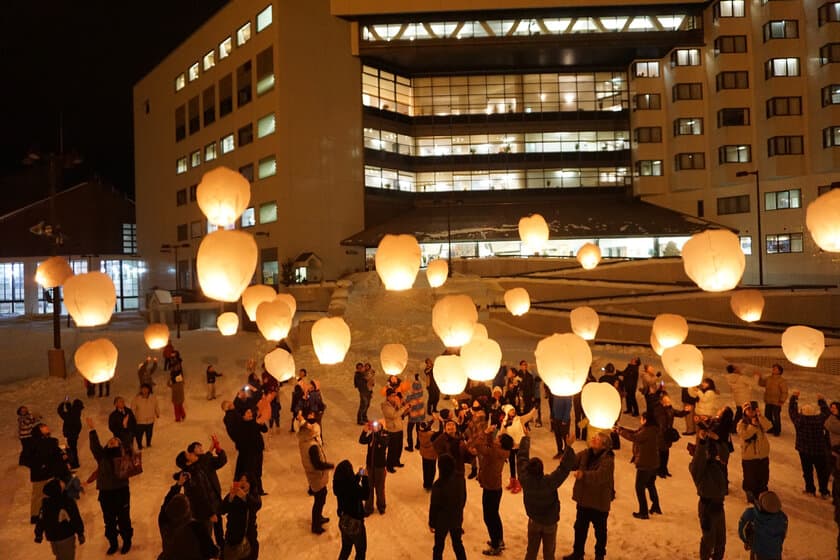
[
  {"xmin": 499, "ymin": 403, "xmax": 536, "ymax": 493},
  {"xmin": 725, "ymin": 364, "xmax": 755, "ymax": 424},
  {"xmin": 690, "ymin": 378, "xmax": 719, "ymax": 419},
  {"xmin": 131, "ymin": 383, "xmax": 160, "ymax": 449}
]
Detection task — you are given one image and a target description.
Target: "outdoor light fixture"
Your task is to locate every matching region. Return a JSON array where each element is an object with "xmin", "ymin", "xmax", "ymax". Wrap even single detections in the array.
[
  {"xmin": 375, "ymin": 234, "xmax": 422, "ymax": 290},
  {"xmin": 264, "ymin": 347, "xmax": 295, "ymax": 382},
  {"xmin": 504, "ymin": 287, "xmax": 531, "ymax": 316},
  {"xmin": 681, "ymin": 229, "xmax": 745, "ymax": 292},
  {"xmin": 433, "ymin": 354, "xmax": 468, "ymax": 395},
  {"xmin": 426, "ymin": 259, "xmax": 449, "ymax": 288},
  {"xmin": 570, "ymin": 306, "xmax": 599, "ymax": 341},
  {"xmin": 63, "ymin": 271, "xmax": 117, "ymax": 327},
  {"xmin": 143, "ymin": 323, "xmax": 170, "ymax": 350},
  {"xmin": 74, "ymin": 338, "xmax": 118, "ymax": 384},
  {"xmin": 432, "ymin": 294, "xmax": 478, "ymax": 348},
  {"xmin": 380, "ymin": 343, "xmax": 408, "ymax": 375},
  {"xmin": 576, "ymin": 243, "xmax": 602, "ymax": 270},
  {"xmin": 581, "ymin": 382, "xmax": 621, "ymax": 429},
  {"xmin": 196, "ymin": 166, "xmax": 251, "ymax": 227},
  {"xmin": 518, "ymin": 213, "xmax": 549, "ymax": 254},
  {"xmin": 782, "ymin": 325, "xmax": 825, "ymax": 367},
  {"xmin": 730, "ymin": 290, "xmax": 765, "ymax": 322},
  {"xmin": 662, "ymin": 343, "xmax": 704, "ymax": 387},
  {"xmin": 241, "ymin": 285, "xmax": 277, "ymax": 321},
  {"xmin": 196, "ymin": 230, "xmax": 258, "ymax": 302},
  {"xmin": 311, "ymin": 316, "xmax": 352, "ymax": 364},
  {"xmin": 35, "ymin": 256, "xmax": 73, "ymax": 289},
  {"xmin": 460, "ymin": 337, "xmax": 502, "ymax": 382},
  {"xmin": 652, "ymin": 313, "xmax": 688, "ymax": 349},
  {"xmin": 534, "ymin": 332, "xmax": 592, "ymax": 396},
  {"xmin": 255, "ymin": 299, "xmax": 293, "ymax": 341},
  {"xmin": 806, "ymin": 189, "xmax": 840, "ymax": 252},
  {"xmin": 216, "ymin": 312, "xmax": 240, "ymax": 336}
]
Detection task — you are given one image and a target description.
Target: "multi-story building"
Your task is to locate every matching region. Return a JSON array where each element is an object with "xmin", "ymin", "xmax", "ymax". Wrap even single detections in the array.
[{"xmin": 134, "ymin": 0, "xmax": 840, "ymax": 296}]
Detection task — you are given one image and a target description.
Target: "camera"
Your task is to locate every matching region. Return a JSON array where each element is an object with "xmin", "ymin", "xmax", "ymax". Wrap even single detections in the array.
[{"xmin": 372, "ymin": 421, "xmax": 379, "ymax": 428}]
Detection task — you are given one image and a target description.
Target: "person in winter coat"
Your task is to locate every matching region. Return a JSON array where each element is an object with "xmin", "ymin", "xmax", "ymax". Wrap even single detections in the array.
[
  {"xmin": 290, "ymin": 368, "xmax": 307, "ymax": 431},
  {"xmin": 87, "ymin": 417, "xmax": 133, "ymax": 554},
  {"xmin": 738, "ymin": 490, "xmax": 787, "ymax": 560},
  {"xmin": 354, "ymin": 362, "xmax": 371, "ymax": 425},
  {"xmin": 550, "ymin": 393, "xmax": 573, "ymax": 458},
  {"xmin": 429, "ymin": 454, "xmax": 467, "ymax": 560},
  {"xmin": 500, "ymin": 403, "xmax": 537, "ymax": 493},
  {"xmin": 826, "ymin": 401, "xmax": 840, "ymax": 449},
  {"xmin": 433, "ymin": 419, "xmax": 473, "ymax": 485},
  {"xmin": 417, "ymin": 421, "xmax": 439, "ymax": 490},
  {"xmin": 359, "ymin": 421, "xmax": 389, "ymax": 515},
  {"xmin": 35, "ymin": 478, "xmax": 84, "ymax": 560},
  {"xmin": 176, "ymin": 449, "xmax": 220, "ymax": 546},
  {"xmin": 381, "ymin": 388, "xmax": 409, "ymax": 472},
  {"xmin": 18, "ymin": 405, "xmax": 42, "ymax": 467},
  {"xmin": 725, "ymin": 364, "xmax": 754, "ymax": 424},
  {"xmin": 681, "ymin": 386, "xmax": 700, "ymax": 436},
  {"xmin": 638, "ymin": 365, "xmax": 662, "ymax": 404},
  {"xmin": 234, "ymin": 408, "xmax": 268, "ymax": 496},
  {"xmin": 158, "ymin": 472, "xmax": 218, "ymax": 560},
  {"xmin": 463, "ymin": 399, "xmax": 487, "ymax": 479},
  {"xmin": 471, "ymin": 427, "xmax": 514, "ymax": 556},
  {"xmin": 691, "ymin": 378, "xmax": 720, "ymax": 419},
  {"xmin": 298, "ymin": 411, "xmax": 335, "ymax": 534},
  {"xmin": 137, "ymin": 356, "xmax": 157, "ymax": 388},
  {"xmin": 738, "ymin": 401, "xmax": 773, "ymax": 500},
  {"xmin": 654, "ymin": 394, "xmax": 690, "ymax": 478},
  {"xmin": 756, "ymin": 364, "xmax": 788, "ymax": 436},
  {"xmin": 205, "ymin": 365, "xmax": 223, "ymax": 400},
  {"xmin": 789, "ymin": 392, "xmax": 832, "ymax": 497},
  {"xmin": 425, "ymin": 358, "xmax": 441, "ymax": 414},
  {"xmin": 404, "ymin": 374, "xmax": 426, "ymax": 452},
  {"xmin": 333, "ymin": 459, "xmax": 369, "ymax": 560},
  {"xmin": 517, "ymin": 435, "xmax": 576, "ymax": 560},
  {"xmin": 57, "ymin": 398, "xmax": 83, "ymax": 469},
  {"xmin": 185, "ymin": 437, "xmax": 227, "ymax": 548},
  {"xmin": 107, "ymin": 397, "xmax": 137, "ymax": 450},
  {"xmin": 689, "ymin": 424, "xmax": 730, "ymax": 560},
  {"xmin": 25, "ymin": 424, "xmax": 69, "ymax": 524},
  {"xmin": 168, "ymin": 352, "xmax": 186, "ymax": 422},
  {"xmin": 221, "ymin": 473, "xmax": 261, "ymax": 560},
  {"xmin": 617, "ymin": 411, "xmax": 661, "ymax": 519},
  {"xmin": 131, "ymin": 383, "xmax": 159, "ymax": 449},
  {"xmin": 619, "ymin": 357, "xmax": 641, "ymax": 416}
]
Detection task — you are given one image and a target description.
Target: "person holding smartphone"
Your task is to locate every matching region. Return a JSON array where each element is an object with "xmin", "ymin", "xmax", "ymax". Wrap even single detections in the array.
[
  {"xmin": 359, "ymin": 420, "xmax": 388, "ymax": 515},
  {"xmin": 333, "ymin": 460, "xmax": 369, "ymax": 559}
]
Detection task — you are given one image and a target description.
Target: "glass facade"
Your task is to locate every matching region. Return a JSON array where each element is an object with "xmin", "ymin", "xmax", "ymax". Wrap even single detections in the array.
[{"xmin": 101, "ymin": 260, "xmax": 140, "ymax": 312}]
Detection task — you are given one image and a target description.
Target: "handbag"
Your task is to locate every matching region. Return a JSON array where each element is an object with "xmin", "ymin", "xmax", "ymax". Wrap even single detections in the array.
[
  {"xmin": 339, "ymin": 513, "xmax": 364, "ymax": 536},
  {"xmin": 665, "ymin": 427, "xmax": 681, "ymax": 444},
  {"xmin": 113, "ymin": 450, "xmax": 143, "ymax": 480}
]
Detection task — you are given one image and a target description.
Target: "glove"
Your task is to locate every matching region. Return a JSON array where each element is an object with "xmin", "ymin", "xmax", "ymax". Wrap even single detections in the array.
[
  {"xmin": 78, "ymin": 534, "xmax": 86, "ymax": 545},
  {"xmin": 211, "ymin": 434, "xmax": 222, "ymax": 453}
]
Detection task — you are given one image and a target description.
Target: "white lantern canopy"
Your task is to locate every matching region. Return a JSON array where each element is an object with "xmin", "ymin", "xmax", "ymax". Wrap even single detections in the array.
[
  {"xmin": 662, "ymin": 344, "xmax": 704, "ymax": 387},
  {"xmin": 196, "ymin": 166, "xmax": 251, "ymax": 227},
  {"xmin": 535, "ymin": 333, "xmax": 592, "ymax": 396},
  {"xmin": 434, "ymin": 355, "xmax": 468, "ymax": 395},
  {"xmin": 275, "ymin": 293, "xmax": 297, "ymax": 317},
  {"xmin": 781, "ymin": 325, "xmax": 825, "ymax": 367},
  {"xmin": 426, "ymin": 259, "xmax": 449, "ymax": 288},
  {"xmin": 460, "ymin": 337, "xmax": 502, "ymax": 382},
  {"xmin": 63, "ymin": 272, "xmax": 117, "ymax": 327},
  {"xmin": 471, "ymin": 323, "xmax": 489, "ymax": 341},
  {"xmin": 652, "ymin": 313, "xmax": 689, "ymax": 350},
  {"xmin": 311, "ymin": 316, "xmax": 352, "ymax": 364},
  {"xmin": 197, "ymin": 230, "xmax": 258, "ymax": 302},
  {"xmin": 432, "ymin": 294, "xmax": 478, "ymax": 347},
  {"xmin": 504, "ymin": 288, "xmax": 531, "ymax": 316},
  {"xmin": 730, "ymin": 290, "xmax": 765, "ymax": 323},
  {"xmin": 380, "ymin": 343, "xmax": 409, "ymax": 375},
  {"xmin": 74, "ymin": 338, "xmax": 118, "ymax": 384},
  {"xmin": 375, "ymin": 234, "xmax": 422, "ymax": 291},
  {"xmin": 806, "ymin": 189, "xmax": 840, "ymax": 252},
  {"xmin": 241, "ymin": 285, "xmax": 276, "ymax": 321},
  {"xmin": 217, "ymin": 312, "xmax": 239, "ymax": 336},
  {"xmin": 570, "ymin": 306, "xmax": 600, "ymax": 341},
  {"xmin": 518, "ymin": 214, "xmax": 550, "ymax": 254},
  {"xmin": 581, "ymin": 382, "xmax": 622, "ymax": 429},
  {"xmin": 576, "ymin": 243, "xmax": 602, "ymax": 270},
  {"xmin": 256, "ymin": 300, "xmax": 293, "ymax": 341},
  {"xmin": 264, "ymin": 348, "xmax": 296, "ymax": 382},
  {"xmin": 681, "ymin": 229, "xmax": 745, "ymax": 292},
  {"xmin": 143, "ymin": 323, "xmax": 170, "ymax": 350},
  {"xmin": 650, "ymin": 333, "xmax": 666, "ymax": 357},
  {"xmin": 35, "ymin": 256, "xmax": 73, "ymax": 289}
]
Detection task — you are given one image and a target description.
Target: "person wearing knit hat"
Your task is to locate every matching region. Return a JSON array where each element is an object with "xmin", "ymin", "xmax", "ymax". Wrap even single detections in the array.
[
  {"xmin": 34, "ymin": 478, "xmax": 85, "ymax": 560},
  {"xmin": 738, "ymin": 490, "xmax": 788, "ymax": 560}
]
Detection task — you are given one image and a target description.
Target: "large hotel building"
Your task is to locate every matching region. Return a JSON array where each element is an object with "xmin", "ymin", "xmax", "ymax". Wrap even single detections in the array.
[{"xmin": 134, "ymin": 0, "xmax": 840, "ymax": 295}]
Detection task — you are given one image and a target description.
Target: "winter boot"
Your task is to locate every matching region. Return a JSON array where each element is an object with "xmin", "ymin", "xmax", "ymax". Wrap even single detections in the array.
[
  {"xmin": 511, "ymin": 478, "xmax": 522, "ymax": 494},
  {"xmin": 120, "ymin": 529, "xmax": 133, "ymax": 554},
  {"xmin": 106, "ymin": 539, "xmax": 119, "ymax": 555}
]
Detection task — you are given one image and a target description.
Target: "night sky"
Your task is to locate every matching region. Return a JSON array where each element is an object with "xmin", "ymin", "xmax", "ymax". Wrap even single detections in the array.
[{"xmin": 0, "ymin": 0, "xmax": 229, "ymax": 198}]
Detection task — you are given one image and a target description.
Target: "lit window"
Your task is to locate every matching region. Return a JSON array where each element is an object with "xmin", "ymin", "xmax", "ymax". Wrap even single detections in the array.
[
  {"xmin": 219, "ymin": 37, "xmax": 232, "ymax": 60},
  {"xmin": 190, "ymin": 150, "xmax": 201, "ymax": 168},
  {"xmin": 718, "ymin": 145, "xmax": 751, "ymax": 163},
  {"xmin": 188, "ymin": 63, "xmax": 199, "ymax": 82},
  {"xmin": 175, "ymin": 73, "xmax": 186, "ymax": 91},
  {"xmin": 241, "ymin": 207, "xmax": 256, "ymax": 228},
  {"xmin": 823, "ymin": 84, "xmax": 840, "ymax": 106},
  {"xmin": 824, "ymin": 126, "xmax": 840, "ymax": 147},
  {"xmin": 259, "ymin": 201, "xmax": 278, "ymax": 224},
  {"xmin": 818, "ymin": 2, "xmax": 840, "ymax": 25},
  {"xmin": 258, "ymin": 155, "xmax": 276, "ymax": 179},
  {"xmin": 221, "ymin": 134, "xmax": 235, "ymax": 154},
  {"xmin": 257, "ymin": 113, "xmax": 275, "ymax": 138},
  {"xmin": 715, "ymin": 0, "xmax": 745, "ymax": 18},
  {"xmin": 674, "ymin": 118, "xmax": 703, "ymax": 136},
  {"xmin": 765, "ymin": 58, "xmax": 800, "ymax": 78},
  {"xmin": 740, "ymin": 236, "xmax": 752, "ymax": 255},
  {"xmin": 671, "ymin": 49, "xmax": 701, "ymax": 67},
  {"xmin": 203, "ymin": 50, "xmax": 216, "ymax": 71},
  {"xmin": 763, "ymin": 20, "xmax": 798, "ymax": 41},
  {"xmin": 636, "ymin": 160, "xmax": 663, "ymax": 176},
  {"xmin": 765, "ymin": 233, "xmax": 803, "ymax": 254},
  {"xmin": 176, "ymin": 156, "xmax": 188, "ymax": 174},
  {"xmin": 634, "ymin": 61, "xmax": 660, "ymax": 78},
  {"xmin": 765, "ymin": 189, "xmax": 801, "ymax": 210},
  {"xmin": 205, "ymin": 142, "xmax": 217, "ymax": 161},
  {"xmin": 237, "ymin": 22, "xmax": 252, "ymax": 46},
  {"xmin": 767, "ymin": 136, "xmax": 803, "ymax": 156},
  {"xmin": 190, "ymin": 221, "xmax": 203, "ymax": 239},
  {"xmin": 122, "ymin": 224, "xmax": 137, "ymax": 254},
  {"xmin": 257, "ymin": 5, "xmax": 273, "ymax": 32},
  {"xmin": 820, "ymin": 43, "xmax": 840, "ymax": 65}
]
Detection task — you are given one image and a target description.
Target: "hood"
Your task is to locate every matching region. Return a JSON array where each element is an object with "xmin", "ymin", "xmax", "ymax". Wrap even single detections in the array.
[
  {"xmin": 71, "ymin": 399, "xmax": 84, "ymax": 412},
  {"xmin": 501, "ymin": 404, "xmax": 515, "ymax": 415},
  {"xmin": 758, "ymin": 491, "xmax": 782, "ymax": 513},
  {"xmin": 165, "ymin": 494, "xmax": 191, "ymax": 525}
]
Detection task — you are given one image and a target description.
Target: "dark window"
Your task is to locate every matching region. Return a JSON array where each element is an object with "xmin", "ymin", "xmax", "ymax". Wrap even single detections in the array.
[
  {"xmin": 766, "ymin": 233, "xmax": 803, "ymax": 254},
  {"xmin": 766, "ymin": 97, "xmax": 802, "ymax": 117},
  {"xmin": 177, "ymin": 224, "xmax": 188, "ymax": 242},
  {"xmin": 697, "ymin": 200, "xmax": 705, "ymax": 218},
  {"xmin": 716, "ymin": 71, "xmax": 749, "ymax": 90},
  {"xmin": 239, "ymin": 163, "xmax": 254, "ymax": 182},
  {"xmin": 189, "ymin": 184, "xmax": 197, "ymax": 202},
  {"xmin": 238, "ymin": 123, "xmax": 254, "ymax": 147},
  {"xmin": 714, "ymin": 35, "xmax": 748, "ymax": 54},
  {"xmin": 144, "ymin": 100, "xmax": 150, "ymax": 114},
  {"xmin": 764, "ymin": 189, "xmax": 801, "ymax": 210},
  {"xmin": 633, "ymin": 93, "xmax": 661, "ymax": 110},
  {"xmin": 717, "ymin": 108, "xmax": 750, "ymax": 127},
  {"xmin": 818, "ymin": 183, "xmax": 840, "ymax": 195},
  {"xmin": 717, "ymin": 194, "xmax": 750, "ymax": 215},
  {"xmin": 818, "ymin": 2, "xmax": 840, "ymax": 25},
  {"xmin": 824, "ymin": 127, "xmax": 840, "ymax": 147},
  {"xmin": 763, "ymin": 20, "xmax": 799, "ymax": 41},
  {"xmin": 176, "ymin": 189, "xmax": 187, "ymax": 206},
  {"xmin": 175, "ymin": 105, "xmax": 186, "ymax": 142},
  {"xmin": 188, "ymin": 96, "xmax": 200, "ymax": 135},
  {"xmin": 718, "ymin": 145, "xmax": 751, "ymax": 163},
  {"xmin": 767, "ymin": 136, "xmax": 804, "ymax": 156},
  {"xmin": 219, "ymin": 74, "xmax": 233, "ymax": 117},
  {"xmin": 823, "ymin": 84, "xmax": 840, "ymax": 106},
  {"xmin": 256, "ymin": 47, "xmax": 274, "ymax": 96},
  {"xmin": 634, "ymin": 127, "xmax": 662, "ymax": 143},
  {"xmin": 820, "ymin": 43, "xmax": 840, "ymax": 65},
  {"xmin": 202, "ymin": 86, "xmax": 216, "ymax": 126},
  {"xmin": 675, "ymin": 153, "xmax": 705, "ymax": 170},
  {"xmin": 236, "ymin": 60, "xmax": 253, "ymax": 107},
  {"xmin": 672, "ymin": 83, "xmax": 703, "ymax": 101}
]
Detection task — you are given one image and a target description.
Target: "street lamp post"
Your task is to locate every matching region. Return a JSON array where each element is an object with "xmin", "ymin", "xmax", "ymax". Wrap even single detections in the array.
[{"xmin": 736, "ymin": 170, "xmax": 763, "ymax": 286}]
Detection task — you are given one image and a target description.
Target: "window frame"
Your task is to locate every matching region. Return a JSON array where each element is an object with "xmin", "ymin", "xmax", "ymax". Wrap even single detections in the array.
[
  {"xmin": 716, "ymin": 71, "xmax": 749, "ymax": 91},
  {"xmin": 717, "ymin": 108, "xmax": 750, "ymax": 127},
  {"xmin": 718, "ymin": 145, "xmax": 751, "ymax": 164},
  {"xmin": 764, "ymin": 188, "xmax": 802, "ymax": 211},
  {"xmin": 257, "ymin": 5, "xmax": 273, "ymax": 32},
  {"xmin": 824, "ymin": 127, "xmax": 840, "ymax": 148},
  {"xmin": 633, "ymin": 93, "xmax": 661, "ymax": 110},
  {"xmin": 714, "ymin": 0, "xmax": 746, "ymax": 19},
  {"xmin": 763, "ymin": 20, "xmax": 799, "ymax": 42},
  {"xmin": 236, "ymin": 21, "xmax": 252, "ymax": 46},
  {"xmin": 257, "ymin": 113, "xmax": 276, "ymax": 138},
  {"xmin": 635, "ymin": 160, "xmax": 663, "ymax": 176},
  {"xmin": 822, "ymin": 84, "xmax": 840, "ymax": 106},
  {"xmin": 671, "ymin": 48, "xmax": 701, "ymax": 67},
  {"xmin": 675, "ymin": 152, "xmax": 706, "ymax": 171},
  {"xmin": 767, "ymin": 135, "xmax": 804, "ymax": 157},
  {"xmin": 717, "ymin": 194, "xmax": 750, "ymax": 215},
  {"xmin": 259, "ymin": 201, "xmax": 278, "ymax": 224},
  {"xmin": 175, "ymin": 73, "xmax": 186, "ymax": 92},
  {"xmin": 672, "ymin": 83, "xmax": 703, "ymax": 101},
  {"xmin": 188, "ymin": 62, "xmax": 200, "ymax": 82},
  {"xmin": 765, "ymin": 233, "xmax": 803, "ymax": 254},
  {"xmin": 176, "ymin": 156, "xmax": 188, "ymax": 174},
  {"xmin": 634, "ymin": 126, "xmax": 662, "ymax": 143},
  {"xmin": 766, "ymin": 96, "xmax": 802, "ymax": 118},
  {"xmin": 714, "ymin": 35, "xmax": 748, "ymax": 54},
  {"xmin": 765, "ymin": 57, "xmax": 800, "ymax": 79},
  {"xmin": 673, "ymin": 118, "xmax": 703, "ymax": 136},
  {"xmin": 820, "ymin": 43, "xmax": 840, "ymax": 65},
  {"xmin": 219, "ymin": 37, "xmax": 233, "ymax": 60},
  {"xmin": 221, "ymin": 133, "xmax": 235, "ymax": 154},
  {"xmin": 258, "ymin": 155, "xmax": 277, "ymax": 179},
  {"xmin": 818, "ymin": 2, "xmax": 840, "ymax": 26},
  {"xmin": 204, "ymin": 142, "xmax": 218, "ymax": 162},
  {"xmin": 634, "ymin": 61, "xmax": 660, "ymax": 78}
]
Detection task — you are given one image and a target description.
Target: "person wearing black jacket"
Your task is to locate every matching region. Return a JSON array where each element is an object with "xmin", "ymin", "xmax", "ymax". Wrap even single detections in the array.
[
  {"xmin": 429, "ymin": 454, "xmax": 467, "ymax": 560},
  {"xmin": 354, "ymin": 362, "xmax": 372, "ymax": 425},
  {"xmin": 87, "ymin": 417, "xmax": 133, "ymax": 555},
  {"xmin": 233, "ymin": 408, "xmax": 268, "ymax": 495},
  {"xmin": 158, "ymin": 473, "xmax": 219, "ymax": 560},
  {"xmin": 333, "ymin": 459, "xmax": 370, "ymax": 560},
  {"xmin": 689, "ymin": 424, "xmax": 730, "ymax": 560},
  {"xmin": 359, "ymin": 422, "xmax": 389, "ymax": 515},
  {"xmin": 57, "ymin": 398, "xmax": 83, "ymax": 469},
  {"xmin": 618, "ymin": 358, "xmax": 641, "ymax": 417},
  {"xmin": 34, "ymin": 478, "xmax": 85, "ymax": 559},
  {"xmin": 187, "ymin": 437, "xmax": 228, "ymax": 548},
  {"xmin": 221, "ymin": 473, "xmax": 262, "ymax": 560},
  {"xmin": 25, "ymin": 424, "xmax": 69, "ymax": 524},
  {"xmin": 107, "ymin": 397, "xmax": 137, "ymax": 450}
]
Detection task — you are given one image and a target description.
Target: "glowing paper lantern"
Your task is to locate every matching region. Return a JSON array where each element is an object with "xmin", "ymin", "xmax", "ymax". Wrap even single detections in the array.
[
  {"xmin": 652, "ymin": 314, "xmax": 689, "ymax": 350},
  {"xmin": 74, "ymin": 338, "xmax": 118, "ymax": 384},
  {"xmin": 380, "ymin": 343, "xmax": 409, "ymax": 375},
  {"xmin": 63, "ymin": 272, "xmax": 117, "ymax": 327},
  {"xmin": 518, "ymin": 214, "xmax": 550, "ymax": 253},
  {"xmin": 504, "ymin": 288, "xmax": 531, "ymax": 316},
  {"xmin": 460, "ymin": 337, "xmax": 502, "ymax": 382},
  {"xmin": 434, "ymin": 355, "xmax": 468, "ymax": 395},
  {"xmin": 242, "ymin": 285, "xmax": 276, "ymax": 321},
  {"xmin": 217, "ymin": 312, "xmax": 239, "ymax": 336},
  {"xmin": 426, "ymin": 259, "xmax": 448, "ymax": 288},
  {"xmin": 581, "ymin": 382, "xmax": 622, "ymax": 429},
  {"xmin": 143, "ymin": 323, "xmax": 170, "ymax": 350},
  {"xmin": 471, "ymin": 323, "xmax": 489, "ymax": 341},
  {"xmin": 681, "ymin": 230, "xmax": 745, "ymax": 292},
  {"xmin": 275, "ymin": 293, "xmax": 297, "ymax": 317},
  {"xmin": 781, "ymin": 326, "xmax": 825, "ymax": 367},
  {"xmin": 570, "ymin": 306, "xmax": 599, "ymax": 341},
  {"xmin": 265, "ymin": 348, "xmax": 296, "ymax": 382},
  {"xmin": 197, "ymin": 230, "xmax": 258, "ymax": 302},
  {"xmin": 432, "ymin": 294, "xmax": 478, "ymax": 347},
  {"xmin": 576, "ymin": 243, "xmax": 602, "ymax": 270},
  {"xmin": 730, "ymin": 290, "xmax": 765, "ymax": 323},
  {"xmin": 662, "ymin": 344, "xmax": 704, "ymax": 387},
  {"xmin": 311, "ymin": 316, "xmax": 352, "ymax": 364},
  {"xmin": 256, "ymin": 300, "xmax": 293, "ymax": 341},
  {"xmin": 535, "ymin": 333, "xmax": 592, "ymax": 396},
  {"xmin": 650, "ymin": 333, "xmax": 666, "ymax": 357},
  {"xmin": 375, "ymin": 234, "xmax": 422, "ymax": 291},
  {"xmin": 196, "ymin": 166, "xmax": 251, "ymax": 227},
  {"xmin": 35, "ymin": 256, "xmax": 73, "ymax": 289},
  {"xmin": 806, "ymin": 189, "xmax": 840, "ymax": 252}
]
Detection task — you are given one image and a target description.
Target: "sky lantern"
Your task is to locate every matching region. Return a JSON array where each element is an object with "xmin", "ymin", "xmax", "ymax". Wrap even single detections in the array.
[
  {"xmin": 662, "ymin": 344, "xmax": 704, "ymax": 387},
  {"xmin": 730, "ymin": 290, "xmax": 765, "ymax": 323},
  {"xmin": 196, "ymin": 166, "xmax": 251, "ymax": 227},
  {"xmin": 504, "ymin": 287, "xmax": 531, "ymax": 316},
  {"xmin": 196, "ymin": 230, "xmax": 258, "ymax": 302},
  {"xmin": 216, "ymin": 312, "xmax": 239, "ymax": 336},
  {"xmin": 581, "ymin": 382, "xmax": 622, "ymax": 429},
  {"xmin": 681, "ymin": 229, "xmax": 745, "ymax": 292},
  {"xmin": 570, "ymin": 306, "xmax": 599, "ymax": 340},
  {"xmin": 143, "ymin": 323, "xmax": 170, "ymax": 349},
  {"xmin": 380, "ymin": 343, "xmax": 409, "ymax": 375},
  {"xmin": 434, "ymin": 355, "xmax": 468, "ymax": 395},
  {"xmin": 471, "ymin": 323, "xmax": 489, "ymax": 341},
  {"xmin": 265, "ymin": 348, "xmax": 295, "ymax": 382},
  {"xmin": 460, "ymin": 337, "xmax": 502, "ymax": 382},
  {"xmin": 806, "ymin": 189, "xmax": 840, "ymax": 252},
  {"xmin": 432, "ymin": 294, "xmax": 478, "ymax": 347},
  {"xmin": 375, "ymin": 234, "xmax": 422, "ymax": 290},
  {"xmin": 35, "ymin": 256, "xmax": 73, "ymax": 289},
  {"xmin": 63, "ymin": 271, "xmax": 117, "ymax": 327},
  {"xmin": 275, "ymin": 293, "xmax": 297, "ymax": 317},
  {"xmin": 652, "ymin": 313, "xmax": 688, "ymax": 349},
  {"xmin": 256, "ymin": 299, "xmax": 293, "ymax": 341},
  {"xmin": 781, "ymin": 325, "xmax": 825, "ymax": 367},
  {"xmin": 518, "ymin": 213, "xmax": 550, "ymax": 254},
  {"xmin": 535, "ymin": 333, "xmax": 592, "ymax": 396},
  {"xmin": 312, "ymin": 316, "xmax": 352, "ymax": 364},
  {"xmin": 74, "ymin": 338, "xmax": 118, "ymax": 384},
  {"xmin": 426, "ymin": 259, "xmax": 448, "ymax": 288},
  {"xmin": 241, "ymin": 285, "xmax": 276, "ymax": 321},
  {"xmin": 650, "ymin": 333, "xmax": 666, "ymax": 357},
  {"xmin": 576, "ymin": 243, "xmax": 602, "ymax": 270}
]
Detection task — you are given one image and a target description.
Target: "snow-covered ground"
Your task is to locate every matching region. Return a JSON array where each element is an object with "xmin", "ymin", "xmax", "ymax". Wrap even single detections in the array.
[{"xmin": 2, "ymin": 272, "xmax": 837, "ymax": 559}]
